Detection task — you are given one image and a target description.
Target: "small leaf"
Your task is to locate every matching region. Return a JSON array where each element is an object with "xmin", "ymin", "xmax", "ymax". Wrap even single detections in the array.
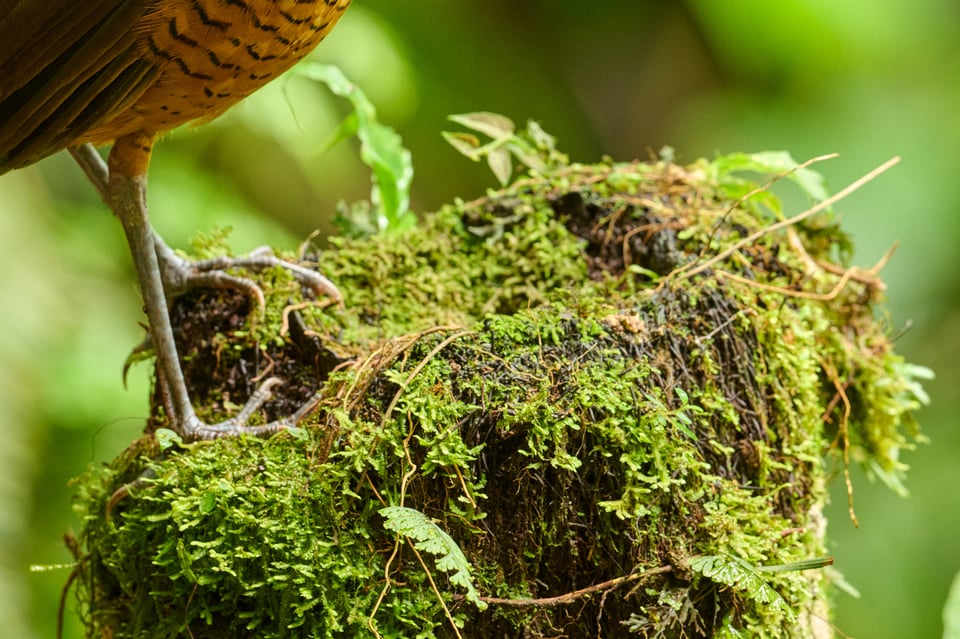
[
  {"xmin": 381, "ymin": 505, "xmax": 487, "ymax": 609},
  {"xmin": 199, "ymin": 491, "xmax": 217, "ymax": 514},
  {"xmin": 300, "ymin": 63, "xmax": 413, "ymax": 234},
  {"xmin": 155, "ymin": 428, "xmax": 183, "ymax": 451},
  {"xmin": 757, "ymin": 556, "xmax": 834, "ymax": 573},
  {"xmin": 486, "ymin": 147, "xmax": 513, "ymax": 186},
  {"xmin": 442, "ymin": 131, "xmax": 482, "ymax": 160},
  {"xmin": 448, "ymin": 112, "xmax": 516, "ymax": 140},
  {"xmin": 506, "ymin": 144, "xmax": 547, "ymax": 174},
  {"xmin": 715, "ymin": 618, "xmax": 746, "ymax": 638},
  {"xmin": 689, "ymin": 554, "xmax": 796, "ymax": 620},
  {"xmin": 29, "ymin": 562, "xmax": 76, "ymax": 573},
  {"xmin": 712, "ymin": 151, "xmax": 830, "ymax": 204},
  {"xmin": 445, "ymin": 112, "xmax": 566, "ymax": 184},
  {"xmin": 284, "ymin": 426, "xmax": 308, "ymax": 441},
  {"xmin": 526, "ymin": 120, "xmax": 556, "ymax": 151}
]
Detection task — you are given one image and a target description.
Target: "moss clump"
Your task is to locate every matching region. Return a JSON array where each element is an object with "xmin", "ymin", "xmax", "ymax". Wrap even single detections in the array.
[{"xmin": 72, "ymin": 155, "xmax": 928, "ymax": 638}]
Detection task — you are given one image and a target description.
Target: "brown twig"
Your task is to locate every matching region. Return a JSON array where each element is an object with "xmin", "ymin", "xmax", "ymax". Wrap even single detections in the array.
[
  {"xmin": 668, "ymin": 156, "xmax": 901, "ymax": 284},
  {"xmin": 821, "ymin": 359, "xmax": 858, "ymax": 527},
  {"xmin": 462, "ymin": 565, "xmax": 673, "ymax": 608},
  {"xmin": 714, "ymin": 240, "xmax": 897, "ymax": 302},
  {"xmin": 697, "ymin": 153, "xmax": 839, "ymax": 266}
]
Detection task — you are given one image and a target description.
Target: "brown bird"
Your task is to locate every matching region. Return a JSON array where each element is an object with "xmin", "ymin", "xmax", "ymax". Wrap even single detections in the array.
[{"xmin": 0, "ymin": 0, "xmax": 352, "ymax": 440}]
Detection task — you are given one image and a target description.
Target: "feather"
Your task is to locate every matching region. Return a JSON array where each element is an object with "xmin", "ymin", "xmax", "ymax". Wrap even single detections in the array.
[{"xmin": 0, "ymin": 1, "xmax": 155, "ymax": 171}]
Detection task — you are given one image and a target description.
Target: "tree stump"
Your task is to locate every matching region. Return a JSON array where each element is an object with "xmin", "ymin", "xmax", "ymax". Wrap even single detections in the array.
[{"xmin": 71, "ymin": 156, "xmax": 926, "ymax": 638}]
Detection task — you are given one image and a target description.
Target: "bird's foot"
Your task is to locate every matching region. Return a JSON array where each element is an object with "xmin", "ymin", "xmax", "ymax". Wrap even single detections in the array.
[
  {"xmin": 72, "ymin": 143, "xmax": 337, "ymax": 446},
  {"xmin": 161, "ymin": 376, "xmax": 323, "ymax": 442},
  {"xmin": 148, "ymin": 236, "xmax": 339, "ymax": 442},
  {"xmin": 154, "ymin": 233, "xmax": 342, "ymax": 310},
  {"xmin": 108, "ymin": 377, "xmax": 323, "ymax": 515}
]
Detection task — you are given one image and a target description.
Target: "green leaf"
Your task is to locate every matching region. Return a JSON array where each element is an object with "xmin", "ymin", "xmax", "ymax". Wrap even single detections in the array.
[
  {"xmin": 757, "ymin": 556, "xmax": 834, "ymax": 573},
  {"xmin": 448, "ymin": 112, "xmax": 516, "ymax": 139},
  {"xmin": 710, "ymin": 151, "xmax": 830, "ymax": 205},
  {"xmin": 199, "ymin": 491, "xmax": 217, "ymax": 514},
  {"xmin": 284, "ymin": 426, "xmax": 309, "ymax": 441},
  {"xmin": 715, "ymin": 618, "xmax": 746, "ymax": 639},
  {"xmin": 689, "ymin": 554, "xmax": 795, "ymax": 621},
  {"xmin": 380, "ymin": 505, "xmax": 487, "ymax": 610},
  {"xmin": 486, "ymin": 147, "xmax": 514, "ymax": 186},
  {"xmin": 300, "ymin": 64, "xmax": 414, "ymax": 234},
  {"xmin": 526, "ymin": 120, "xmax": 557, "ymax": 153},
  {"xmin": 155, "ymin": 428, "xmax": 183, "ymax": 451},
  {"xmin": 441, "ymin": 132, "xmax": 482, "ymax": 160},
  {"xmin": 900, "ymin": 362, "xmax": 935, "ymax": 406},
  {"xmin": 444, "ymin": 112, "xmax": 568, "ymax": 184}
]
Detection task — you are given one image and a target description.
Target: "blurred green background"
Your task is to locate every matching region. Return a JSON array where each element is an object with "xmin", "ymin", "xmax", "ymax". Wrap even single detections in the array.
[{"xmin": 1, "ymin": 1, "xmax": 956, "ymax": 636}]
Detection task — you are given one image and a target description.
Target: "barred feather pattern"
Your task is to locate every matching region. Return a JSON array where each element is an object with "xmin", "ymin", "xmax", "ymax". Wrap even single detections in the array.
[{"xmin": 0, "ymin": 0, "xmax": 351, "ymax": 172}]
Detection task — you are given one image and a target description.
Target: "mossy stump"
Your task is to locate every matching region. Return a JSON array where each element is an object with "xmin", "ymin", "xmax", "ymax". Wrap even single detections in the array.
[{"xmin": 71, "ymin": 157, "xmax": 925, "ymax": 638}]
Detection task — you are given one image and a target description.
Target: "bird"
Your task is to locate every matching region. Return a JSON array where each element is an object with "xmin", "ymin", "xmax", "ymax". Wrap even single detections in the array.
[{"xmin": 0, "ymin": 0, "xmax": 352, "ymax": 440}]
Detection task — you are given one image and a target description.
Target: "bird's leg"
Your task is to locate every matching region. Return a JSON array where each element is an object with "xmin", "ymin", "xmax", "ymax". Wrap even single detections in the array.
[
  {"xmin": 70, "ymin": 144, "xmax": 110, "ymax": 200},
  {"xmin": 73, "ymin": 137, "xmax": 325, "ymax": 440},
  {"xmin": 70, "ymin": 143, "xmax": 341, "ymax": 307}
]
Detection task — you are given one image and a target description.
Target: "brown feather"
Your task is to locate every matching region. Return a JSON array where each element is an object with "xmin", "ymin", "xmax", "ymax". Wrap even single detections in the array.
[
  {"xmin": 0, "ymin": 1, "xmax": 155, "ymax": 171},
  {"xmin": 0, "ymin": 0, "xmax": 351, "ymax": 174}
]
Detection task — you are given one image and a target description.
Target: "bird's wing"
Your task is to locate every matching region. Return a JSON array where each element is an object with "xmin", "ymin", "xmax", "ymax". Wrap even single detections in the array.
[{"xmin": 0, "ymin": 0, "xmax": 159, "ymax": 172}]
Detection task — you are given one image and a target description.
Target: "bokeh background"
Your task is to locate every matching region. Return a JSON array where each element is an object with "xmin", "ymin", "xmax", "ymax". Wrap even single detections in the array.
[{"xmin": 1, "ymin": 1, "xmax": 956, "ymax": 637}]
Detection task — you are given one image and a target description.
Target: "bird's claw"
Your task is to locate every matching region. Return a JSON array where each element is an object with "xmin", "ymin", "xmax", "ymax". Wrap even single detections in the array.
[
  {"xmin": 174, "ymin": 376, "xmax": 322, "ymax": 441},
  {"xmin": 155, "ymin": 234, "xmax": 342, "ymax": 309}
]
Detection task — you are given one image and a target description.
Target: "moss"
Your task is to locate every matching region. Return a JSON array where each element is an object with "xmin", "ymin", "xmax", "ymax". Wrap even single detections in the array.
[{"xmin": 72, "ymin": 155, "xmax": 928, "ymax": 638}]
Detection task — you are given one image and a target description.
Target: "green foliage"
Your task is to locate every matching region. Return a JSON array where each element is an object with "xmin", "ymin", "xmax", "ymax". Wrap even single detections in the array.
[
  {"xmin": 301, "ymin": 63, "xmax": 414, "ymax": 235},
  {"xmin": 443, "ymin": 112, "xmax": 568, "ymax": 186},
  {"xmin": 71, "ymin": 146, "xmax": 928, "ymax": 637},
  {"xmin": 186, "ymin": 226, "xmax": 236, "ymax": 259},
  {"xmin": 380, "ymin": 506, "xmax": 485, "ymax": 609},
  {"xmin": 859, "ymin": 360, "xmax": 933, "ymax": 495},
  {"xmin": 706, "ymin": 150, "xmax": 831, "ymax": 211},
  {"xmin": 689, "ymin": 555, "xmax": 796, "ymax": 621},
  {"xmin": 319, "ymin": 190, "xmax": 588, "ymax": 346},
  {"xmin": 153, "ymin": 428, "xmax": 182, "ymax": 451},
  {"xmin": 75, "ymin": 434, "xmax": 456, "ymax": 638},
  {"xmin": 7, "ymin": 4, "xmax": 950, "ymax": 638}
]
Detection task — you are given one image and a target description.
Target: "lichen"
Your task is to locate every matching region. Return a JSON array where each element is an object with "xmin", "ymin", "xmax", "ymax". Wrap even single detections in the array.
[{"xmin": 71, "ymin": 154, "xmax": 928, "ymax": 638}]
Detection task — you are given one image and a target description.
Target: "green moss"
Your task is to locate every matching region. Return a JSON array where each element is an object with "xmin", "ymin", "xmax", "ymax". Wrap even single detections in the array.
[{"xmin": 72, "ymin": 154, "xmax": 928, "ymax": 638}]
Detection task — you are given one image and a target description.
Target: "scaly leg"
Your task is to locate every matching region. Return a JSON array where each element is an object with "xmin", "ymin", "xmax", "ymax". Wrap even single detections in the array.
[
  {"xmin": 70, "ymin": 138, "xmax": 332, "ymax": 440},
  {"xmin": 70, "ymin": 144, "xmax": 341, "ymax": 307}
]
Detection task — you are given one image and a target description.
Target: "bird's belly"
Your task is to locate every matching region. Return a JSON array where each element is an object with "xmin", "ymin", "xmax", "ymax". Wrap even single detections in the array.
[{"xmin": 79, "ymin": 0, "xmax": 350, "ymax": 143}]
